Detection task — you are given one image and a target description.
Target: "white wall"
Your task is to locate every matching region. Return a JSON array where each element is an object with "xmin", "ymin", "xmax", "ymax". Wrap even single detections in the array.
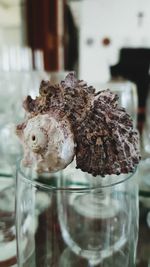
[
  {"xmin": 79, "ymin": 0, "xmax": 150, "ymax": 84},
  {"xmin": 0, "ymin": 0, "xmax": 22, "ymax": 46}
]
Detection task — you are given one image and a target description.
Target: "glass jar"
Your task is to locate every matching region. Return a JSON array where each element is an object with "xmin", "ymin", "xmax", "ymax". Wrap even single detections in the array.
[{"xmin": 16, "ymin": 163, "xmax": 139, "ymax": 267}]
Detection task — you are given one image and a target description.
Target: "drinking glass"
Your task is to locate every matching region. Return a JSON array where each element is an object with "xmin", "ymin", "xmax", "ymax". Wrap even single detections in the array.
[
  {"xmin": 141, "ymin": 85, "xmax": 150, "ymax": 156},
  {"xmin": 138, "ymin": 158, "xmax": 150, "ymax": 229},
  {"xmin": 16, "ymin": 163, "xmax": 139, "ymax": 267},
  {"xmin": 140, "ymin": 86, "xmax": 150, "ymax": 227}
]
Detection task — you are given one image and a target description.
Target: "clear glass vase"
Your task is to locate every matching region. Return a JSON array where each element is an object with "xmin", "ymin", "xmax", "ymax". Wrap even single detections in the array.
[{"xmin": 16, "ymin": 163, "xmax": 139, "ymax": 267}]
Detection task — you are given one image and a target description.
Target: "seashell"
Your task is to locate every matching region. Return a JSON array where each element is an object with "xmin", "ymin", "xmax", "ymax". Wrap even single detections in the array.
[
  {"xmin": 16, "ymin": 72, "xmax": 140, "ymax": 175},
  {"xmin": 75, "ymin": 94, "xmax": 140, "ymax": 176},
  {"xmin": 17, "ymin": 113, "xmax": 75, "ymax": 173},
  {"xmin": 24, "ymin": 116, "xmax": 48, "ymax": 153}
]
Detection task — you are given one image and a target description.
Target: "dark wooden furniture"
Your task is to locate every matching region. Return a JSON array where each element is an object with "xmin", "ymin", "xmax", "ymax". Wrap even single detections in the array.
[{"xmin": 26, "ymin": 0, "xmax": 65, "ymax": 71}]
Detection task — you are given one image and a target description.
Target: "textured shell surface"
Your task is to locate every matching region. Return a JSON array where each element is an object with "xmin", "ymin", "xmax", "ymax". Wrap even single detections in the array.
[
  {"xmin": 16, "ymin": 72, "xmax": 141, "ymax": 176},
  {"xmin": 20, "ymin": 113, "xmax": 75, "ymax": 173},
  {"xmin": 24, "ymin": 115, "xmax": 48, "ymax": 153}
]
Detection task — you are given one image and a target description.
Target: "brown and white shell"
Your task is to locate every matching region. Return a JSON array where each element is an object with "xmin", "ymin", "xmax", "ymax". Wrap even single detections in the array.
[{"xmin": 16, "ymin": 72, "xmax": 140, "ymax": 175}]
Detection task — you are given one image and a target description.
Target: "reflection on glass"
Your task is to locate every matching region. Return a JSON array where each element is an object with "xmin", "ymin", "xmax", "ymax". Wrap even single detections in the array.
[{"xmin": 0, "ymin": 176, "xmax": 17, "ymax": 266}]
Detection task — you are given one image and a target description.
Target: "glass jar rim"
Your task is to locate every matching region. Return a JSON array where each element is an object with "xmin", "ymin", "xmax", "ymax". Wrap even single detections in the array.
[{"xmin": 17, "ymin": 160, "xmax": 137, "ymax": 192}]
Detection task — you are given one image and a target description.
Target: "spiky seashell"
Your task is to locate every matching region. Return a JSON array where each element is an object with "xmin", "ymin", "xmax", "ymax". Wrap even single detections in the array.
[
  {"xmin": 16, "ymin": 72, "xmax": 140, "ymax": 175},
  {"xmin": 75, "ymin": 90, "xmax": 140, "ymax": 176},
  {"xmin": 62, "ymin": 73, "xmax": 95, "ymax": 125}
]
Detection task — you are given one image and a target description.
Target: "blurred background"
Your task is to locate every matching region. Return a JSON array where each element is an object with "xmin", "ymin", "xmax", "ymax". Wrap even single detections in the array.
[
  {"xmin": 0, "ymin": 0, "xmax": 150, "ymax": 266},
  {"xmin": 0, "ymin": 0, "xmax": 150, "ymax": 130}
]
